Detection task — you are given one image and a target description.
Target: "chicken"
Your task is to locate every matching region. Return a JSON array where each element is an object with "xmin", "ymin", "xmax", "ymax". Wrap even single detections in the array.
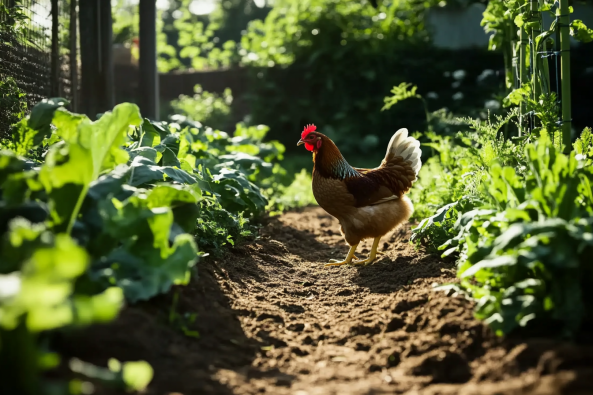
[{"xmin": 297, "ymin": 124, "xmax": 422, "ymax": 267}]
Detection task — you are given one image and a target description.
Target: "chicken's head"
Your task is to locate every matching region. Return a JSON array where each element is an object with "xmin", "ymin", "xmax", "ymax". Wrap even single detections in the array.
[{"xmin": 297, "ymin": 124, "xmax": 322, "ymax": 152}]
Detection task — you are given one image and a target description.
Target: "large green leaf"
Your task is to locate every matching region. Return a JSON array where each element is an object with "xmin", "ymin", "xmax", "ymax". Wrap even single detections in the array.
[
  {"xmin": 128, "ymin": 156, "xmax": 198, "ymax": 187},
  {"xmin": 92, "ymin": 188, "xmax": 200, "ymax": 302},
  {"xmin": 139, "ymin": 119, "xmax": 162, "ymax": 148},
  {"xmin": 38, "ymin": 103, "xmax": 142, "ymax": 233},
  {"xmin": 0, "ymin": 222, "xmax": 122, "ymax": 331}
]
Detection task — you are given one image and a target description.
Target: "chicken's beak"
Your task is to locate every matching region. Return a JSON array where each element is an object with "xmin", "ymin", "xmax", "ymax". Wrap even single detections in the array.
[{"xmin": 297, "ymin": 139, "xmax": 305, "ymax": 146}]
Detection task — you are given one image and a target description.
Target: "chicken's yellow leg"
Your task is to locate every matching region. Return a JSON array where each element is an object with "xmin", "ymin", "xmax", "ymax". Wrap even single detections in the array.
[
  {"xmin": 352, "ymin": 237, "xmax": 381, "ymax": 266},
  {"xmin": 325, "ymin": 244, "xmax": 358, "ymax": 267}
]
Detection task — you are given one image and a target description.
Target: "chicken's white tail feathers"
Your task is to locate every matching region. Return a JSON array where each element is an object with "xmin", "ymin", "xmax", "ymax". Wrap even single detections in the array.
[{"xmin": 384, "ymin": 128, "xmax": 422, "ymax": 176}]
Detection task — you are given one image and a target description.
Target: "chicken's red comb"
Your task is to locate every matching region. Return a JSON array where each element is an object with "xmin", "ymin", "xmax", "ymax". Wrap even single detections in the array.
[{"xmin": 301, "ymin": 124, "xmax": 317, "ymax": 139}]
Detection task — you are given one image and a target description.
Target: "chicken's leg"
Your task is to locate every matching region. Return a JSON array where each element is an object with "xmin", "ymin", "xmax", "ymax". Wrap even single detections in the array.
[
  {"xmin": 325, "ymin": 244, "xmax": 359, "ymax": 267},
  {"xmin": 352, "ymin": 237, "xmax": 381, "ymax": 266}
]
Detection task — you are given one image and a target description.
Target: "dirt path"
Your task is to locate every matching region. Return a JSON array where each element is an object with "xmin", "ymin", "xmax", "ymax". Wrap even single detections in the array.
[{"xmin": 65, "ymin": 207, "xmax": 593, "ymax": 395}]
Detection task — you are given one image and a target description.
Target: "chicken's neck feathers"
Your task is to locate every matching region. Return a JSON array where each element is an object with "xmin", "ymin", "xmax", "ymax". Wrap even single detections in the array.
[{"xmin": 313, "ymin": 138, "xmax": 360, "ymax": 180}]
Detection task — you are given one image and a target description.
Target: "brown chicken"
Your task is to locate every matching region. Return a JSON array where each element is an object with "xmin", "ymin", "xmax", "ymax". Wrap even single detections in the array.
[{"xmin": 297, "ymin": 124, "xmax": 422, "ymax": 267}]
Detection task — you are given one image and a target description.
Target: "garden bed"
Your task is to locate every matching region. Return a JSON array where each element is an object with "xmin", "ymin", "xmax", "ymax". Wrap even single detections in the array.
[{"xmin": 61, "ymin": 207, "xmax": 593, "ymax": 395}]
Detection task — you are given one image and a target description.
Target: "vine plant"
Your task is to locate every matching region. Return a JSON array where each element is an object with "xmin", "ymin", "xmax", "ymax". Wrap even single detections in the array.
[{"xmin": 482, "ymin": 0, "xmax": 593, "ymax": 151}]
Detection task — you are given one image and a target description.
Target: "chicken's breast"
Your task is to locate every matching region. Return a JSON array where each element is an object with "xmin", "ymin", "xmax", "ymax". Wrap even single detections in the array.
[
  {"xmin": 312, "ymin": 173, "xmax": 413, "ymax": 246},
  {"xmin": 337, "ymin": 196, "xmax": 413, "ymax": 246}
]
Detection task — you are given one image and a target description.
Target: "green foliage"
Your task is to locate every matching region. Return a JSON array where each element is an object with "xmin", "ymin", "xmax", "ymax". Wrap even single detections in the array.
[
  {"xmin": 0, "ymin": 0, "xmax": 29, "ymax": 38},
  {"xmin": 570, "ymin": 19, "xmax": 593, "ymax": 43},
  {"xmin": 0, "ymin": 77, "xmax": 27, "ymax": 140},
  {"xmin": 574, "ymin": 127, "xmax": 593, "ymax": 160},
  {"xmin": 388, "ymin": 2, "xmax": 593, "ymax": 340},
  {"xmin": 410, "ymin": 110, "xmax": 519, "ymax": 237},
  {"xmin": 382, "ymin": 83, "xmax": 422, "ymax": 111},
  {"xmin": 400, "ymin": 43, "xmax": 593, "ymax": 334},
  {"xmin": 239, "ymin": 0, "xmax": 433, "ymax": 153},
  {"xmin": 411, "ymin": 110, "xmax": 593, "ymax": 336},
  {"xmin": 438, "ymin": 136, "xmax": 593, "ymax": 336},
  {"xmin": 170, "ymin": 85, "xmax": 233, "ymax": 131},
  {"xmin": 478, "ymin": 0, "xmax": 592, "ymax": 140},
  {"xmin": 69, "ymin": 358, "xmax": 153, "ymax": 392},
  {"xmin": 0, "ymin": 97, "xmax": 301, "ymax": 393},
  {"xmin": 266, "ymin": 168, "xmax": 316, "ymax": 215},
  {"xmin": 411, "ymin": 2, "xmax": 593, "ymax": 338},
  {"xmin": 112, "ymin": 0, "xmax": 265, "ymax": 72},
  {"xmin": 239, "ymin": 0, "xmax": 502, "ymax": 157}
]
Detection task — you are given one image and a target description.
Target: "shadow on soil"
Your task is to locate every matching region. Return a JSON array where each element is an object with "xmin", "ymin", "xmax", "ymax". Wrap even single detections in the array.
[{"xmin": 54, "ymin": 208, "xmax": 593, "ymax": 395}]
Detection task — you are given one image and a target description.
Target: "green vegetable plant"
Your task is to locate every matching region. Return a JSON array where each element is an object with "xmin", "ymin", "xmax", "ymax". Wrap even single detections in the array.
[
  {"xmin": 169, "ymin": 85, "xmax": 233, "ymax": 131},
  {"xmin": 409, "ymin": 104, "xmax": 593, "ymax": 337},
  {"xmin": 0, "ymin": 77, "xmax": 27, "ymax": 140},
  {"xmin": 0, "ymin": 96, "xmax": 295, "ymax": 393},
  {"xmin": 436, "ymin": 133, "xmax": 593, "ymax": 336},
  {"xmin": 403, "ymin": 0, "xmax": 593, "ymax": 339},
  {"xmin": 484, "ymin": 0, "xmax": 592, "ymax": 146}
]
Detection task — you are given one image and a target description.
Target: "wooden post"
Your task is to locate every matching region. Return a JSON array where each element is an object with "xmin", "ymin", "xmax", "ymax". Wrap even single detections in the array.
[
  {"xmin": 70, "ymin": 0, "xmax": 78, "ymax": 111},
  {"xmin": 79, "ymin": 0, "xmax": 99, "ymax": 117},
  {"xmin": 99, "ymin": 0, "xmax": 114, "ymax": 110},
  {"xmin": 530, "ymin": 0, "xmax": 540, "ymax": 101},
  {"xmin": 139, "ymin": 0, "xmax": 159, "ymax": 120},
  {"xmin": 50, "ymin": 0, "xmax": 59, "ymax": 97},
  {"xmin": 558, "ymin": 0, "xmax": 572, "ymax": 152},
  {"xmin": 79, "ymin": 0, "xmax": 114, "ymax": 117}
]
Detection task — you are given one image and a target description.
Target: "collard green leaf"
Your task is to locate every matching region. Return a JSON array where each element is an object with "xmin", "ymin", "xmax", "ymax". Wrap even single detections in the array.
[
  {"xmin": 139, "ymin": 119, "xmax": 162, "ymax": 148},
  {"xmin": 160, "ymin": 146, "xmax": 181, "ymax": 168},
  {"xmin": 38, "ymin": 103, "xmax": 142, "ymax": 233},
  {"xmin": 93, "ymin": 189, "xmax": 199, "ymax": 303},
  {"xmin": 129, "ymin": 147, "xmax": 158, "ymax": 163},
  {"xmin": 87, "ymin": 165, "xmax": 131, "ymax": 201},
  {"xmin": 211, "ymin": 168, "xmax": 268, "ymax": 215},
  {"xmin": 128, "ymin": 156, "xmax": 198, "ymax": 187}
]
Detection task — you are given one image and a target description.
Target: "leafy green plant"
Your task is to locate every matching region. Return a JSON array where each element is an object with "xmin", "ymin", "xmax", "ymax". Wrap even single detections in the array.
[
  {"xmin": 169, "ymin": 85, "xmax": 234, "ymax": 134},
  {"xmin": 480, "ymin": 0, "xmax": 592, "ymax": 146},
  {"xmin": 0, "ymin": 77, "xmax": 27, "ymax": 140},
  {"xmin": 574, "ymin": 127, "xmax": 593, "ymax": 162},
  {"xmin": 400, "ymin": 72, "xmax": 592, "ymax": 338},
  {"xmin": 238, "ymin": 0, "xmax": 503, "ymax": 157},
  {"xmin": 435, "ymin": 135, "xmax": 593, "ymax": 336},
  {"xmin": 0, "ymin": 95, "xmax": 303, "ymax": 393},
  {"xmin": 382, "ymin": 83, "xmax": 423, "ymax": 112},
  {"xmin": 266, "ymin": 168, "xmax": 316, "ymax": 215}
]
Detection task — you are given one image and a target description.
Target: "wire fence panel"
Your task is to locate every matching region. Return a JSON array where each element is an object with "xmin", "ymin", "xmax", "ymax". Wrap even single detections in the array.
[{"xmin": 0, "ymin": 0, "xmax": 78, "ymax": 137}]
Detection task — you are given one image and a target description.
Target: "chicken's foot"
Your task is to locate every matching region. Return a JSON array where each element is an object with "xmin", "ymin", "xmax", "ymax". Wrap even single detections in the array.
[
  {"xmin": 325, "ymin": 244, "xmax": 358, "ymax": 267},
  {"xmin": 352, "ymin": 237, "xmax": 381, "ymax": 266}
]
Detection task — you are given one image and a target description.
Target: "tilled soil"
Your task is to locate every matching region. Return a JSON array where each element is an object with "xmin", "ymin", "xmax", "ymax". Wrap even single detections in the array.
[{"xmin": 63, "ymin": 207, "xmax": 593, "ymax": 395}]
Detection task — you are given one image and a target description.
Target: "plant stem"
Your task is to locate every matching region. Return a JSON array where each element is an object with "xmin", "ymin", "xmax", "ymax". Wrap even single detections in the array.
[
  {"xmin": 537, "ymin": 0, "xmax": 551, "ymax": 95},
  {"xmin": 519, "ymin": 26, "xmax": 528, "ymax": 136},
  {"xmin": 559, "ymin": 0, "xmax": 572, "ymax": 152},
  {"xmin": 530, "ymin": 0, "xmax": 541, "ymax": 101},
  {"xmin": 504, "ymin": 22, "xmax": 514, "ymax": 92},
  {"xmin": 66, "ymin": 186, "xmax": 89, "ymax": 235}
]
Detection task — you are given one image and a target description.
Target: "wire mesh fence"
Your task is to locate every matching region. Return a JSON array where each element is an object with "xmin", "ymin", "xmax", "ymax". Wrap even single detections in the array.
[{"xmin": 0, "ymin": 0, "xmax": 78, "ymax": 138}]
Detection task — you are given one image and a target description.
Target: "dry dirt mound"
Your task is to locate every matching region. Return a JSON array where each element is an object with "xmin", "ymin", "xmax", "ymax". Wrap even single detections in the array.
[{"xmin": 62, "ymin": 207, "xmax": 593, "ymax": 395}]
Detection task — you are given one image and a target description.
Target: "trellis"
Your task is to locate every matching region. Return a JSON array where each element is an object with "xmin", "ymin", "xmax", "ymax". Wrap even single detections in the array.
[
  {"xmin": 511, "ymin": 0, "xmax": 573, "ymax": 150},
  {"xmin": 0, "ymin": 0, "xmax": 73, "ymax": 137},
  {"xmin": 1, "ymin": 0, "xmax": 160, "ymax": 130}
]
